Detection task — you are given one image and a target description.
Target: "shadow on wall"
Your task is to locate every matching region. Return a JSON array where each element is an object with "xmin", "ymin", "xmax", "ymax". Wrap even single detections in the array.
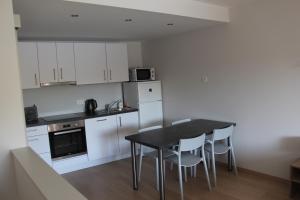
[{"xmin": 280, "ymin": 137, "xmax": 300, "ymax": 154}]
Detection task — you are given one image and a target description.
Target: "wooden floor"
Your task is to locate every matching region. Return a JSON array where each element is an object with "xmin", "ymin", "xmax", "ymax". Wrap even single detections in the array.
[{"xmin": 64, "ymin": 158, "xmax": 291, "ymax": 200}]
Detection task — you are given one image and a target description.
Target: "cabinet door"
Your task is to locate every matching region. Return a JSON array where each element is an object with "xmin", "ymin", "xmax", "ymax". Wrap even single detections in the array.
[
  {"xmin": 138, "ymin": 81, "xmax": 162, "ymax": 103},
  {"xmin": 18, "ymin": 42, "xmax": 40, "ymax": 89},
  {"xmin": 106, "ymin": 42, "xmax": 129, "ymax": 83},
  {"xmin": 56, "ymin": 42, "xmax": 76, "ymax": 82},
  {"xmin": 85, "ymin": 115, "xmax": 118, "ymax": 161},
  {"xmin": 139, "ymin": 101, "xmax": 163, "ymax": 128},
  {"xmin": 117, "ymin": 112, "xmax": 139, "ymax": 155},
  {"xmin": 37, "ymin": 42, "xmax": 58, "ymax": 84},
  {"xmin": 27, "ymin": 134, "xmax": 51, "ymax": 154},
  {"xmin": 74, "ymin": 42, "xmax": 107, "ymax": 85}
]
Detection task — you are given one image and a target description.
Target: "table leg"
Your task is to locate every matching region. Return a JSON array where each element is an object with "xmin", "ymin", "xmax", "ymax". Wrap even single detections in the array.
[
  {"xmin": 130, "ymin": 141, "xmax": 138, "ymax": 190},
  {"xmin": 227, "ymin": 138, "xmax": 233, "ymax": 171},
  {"xmin": 158, "ymin": 148, "xmax": 165, "ymax": 200}
]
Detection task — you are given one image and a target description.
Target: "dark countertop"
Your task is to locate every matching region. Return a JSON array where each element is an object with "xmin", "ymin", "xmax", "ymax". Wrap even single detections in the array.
[{"xmin": 26, "ymin": 107, "xmax": 138, "ymax": 128}]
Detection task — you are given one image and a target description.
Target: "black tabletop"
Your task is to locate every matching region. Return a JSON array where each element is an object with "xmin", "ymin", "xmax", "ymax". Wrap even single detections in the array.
[{"xmin": 125, "ymin": 119, "xmax": 236, "ymax": 149}]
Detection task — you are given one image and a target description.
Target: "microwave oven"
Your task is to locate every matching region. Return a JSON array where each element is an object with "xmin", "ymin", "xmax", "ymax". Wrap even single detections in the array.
[{"xmin": 129, "ymin": 68, "xmax": 155, "ymax": 81}]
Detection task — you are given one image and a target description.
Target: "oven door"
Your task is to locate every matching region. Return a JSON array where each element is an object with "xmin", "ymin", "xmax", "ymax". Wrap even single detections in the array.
[{"xmin": 49, "ymin": 128, "xmax": 87, "ymax": 160}]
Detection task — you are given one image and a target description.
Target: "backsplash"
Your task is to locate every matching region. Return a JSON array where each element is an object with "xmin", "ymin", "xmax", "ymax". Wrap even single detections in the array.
[{"xmin": 22, "ymin": 83, "xmax": 122, "ymax": 117}]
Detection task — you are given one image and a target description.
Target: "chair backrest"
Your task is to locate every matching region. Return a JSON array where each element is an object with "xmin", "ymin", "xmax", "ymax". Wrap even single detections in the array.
[
  {"xmin": 138, "ymin": 125, "xmax": 162, "ymax": 133},
  {"xmin": 213, "ymin": 125, "xmax": 234, "ymax": 141},
  {"xmin": 179, "ymin": 134, "xmax": 206, "ymax": 152},
  {"xmin": 172, "ymin": 118, "xmax": 192, "ymax": 126}
]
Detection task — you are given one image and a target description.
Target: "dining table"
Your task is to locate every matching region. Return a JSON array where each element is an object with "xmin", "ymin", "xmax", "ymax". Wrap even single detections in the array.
[{"xmin": 125, "ymin": 119, "xmax": 236, "ymax": 200}]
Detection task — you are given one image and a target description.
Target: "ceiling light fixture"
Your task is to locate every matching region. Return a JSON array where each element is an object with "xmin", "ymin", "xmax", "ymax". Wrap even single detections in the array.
[
  {"xmin": 71, "ymin": 14, "xmax": 79, "ymax": 18},
  {"xmin": 124, "ymin": 18, "xmax": 133, "ymax": 22}
]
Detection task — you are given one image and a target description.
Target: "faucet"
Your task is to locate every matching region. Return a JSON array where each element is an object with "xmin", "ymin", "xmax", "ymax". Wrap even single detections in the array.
[{"xmin": 105, "ymin": 99, "xmax": 122, "ymax": 113}]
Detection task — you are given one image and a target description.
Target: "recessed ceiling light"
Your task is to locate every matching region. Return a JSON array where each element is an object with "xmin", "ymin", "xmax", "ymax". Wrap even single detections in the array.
[
  {"xmin": 124, "ymin": 18, "xmax": 133, "ymax": 22},
  {"xmin": 167, "ymin": 23, "xmax": 174, "ymax": 26},
  {"xmin": 71, "ymin": 14, "xmax": 79, "ymax": 18}
]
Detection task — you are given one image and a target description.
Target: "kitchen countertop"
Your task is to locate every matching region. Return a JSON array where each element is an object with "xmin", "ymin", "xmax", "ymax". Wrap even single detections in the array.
[{"xmin": 26, "ymin": 107, "xmax": 138, "ymax": 127}]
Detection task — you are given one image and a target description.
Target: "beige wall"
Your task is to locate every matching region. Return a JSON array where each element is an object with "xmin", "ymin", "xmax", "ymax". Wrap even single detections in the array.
[
  {"xmin": 143, "ymin": 0, "xmax": 300, "ymax": 179},
  {"xmin": 0, "ymin": 0, "xmax": 27, "ymax": 199}
]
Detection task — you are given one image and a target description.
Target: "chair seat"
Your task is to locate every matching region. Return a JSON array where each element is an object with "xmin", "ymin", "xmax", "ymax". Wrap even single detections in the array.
[
  {"xmin": 144, "ymin": 149, "xmax": 174, "ymax": 158},
  {"xmin": 166, "ymin": 152, "xmax": 202, "ymax": 167},
  {"xmin": 205, "ymin": 142, "xmax": 230, "ymax": 154}
]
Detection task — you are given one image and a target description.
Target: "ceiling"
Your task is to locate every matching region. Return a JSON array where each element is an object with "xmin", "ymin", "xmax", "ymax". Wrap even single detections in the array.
[
  {"xmin": 13, "ymin": 0, "xmax": 233, "ymax": 40},
  {"xmin": 194, "ymin": 0, "xmax": 255, "ymax": 7}
]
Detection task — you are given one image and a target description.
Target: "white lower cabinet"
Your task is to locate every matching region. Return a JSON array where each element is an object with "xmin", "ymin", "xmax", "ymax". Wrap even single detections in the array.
[
  {"xmin": 26, "ymin": 126, "xmax": 52, "ymax": 166},
  {"xmin": 117, "ymin": 112, "xmax": 139, "ymax": 155},
  {"xmin": 85, "ymin": 115, "xmax": 119, "ymax": 161},
  {"xmin": 25, "ymin": 112, "xmax": 139, "ymax": 173}
]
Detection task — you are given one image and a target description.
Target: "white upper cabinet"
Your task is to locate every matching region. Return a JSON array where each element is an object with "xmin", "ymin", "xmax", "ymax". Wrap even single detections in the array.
[
  {"xmin": 18, "ymin": 42, "xmax": 40, "ymax": 89},
  {"xmin": 37, "ymin": 42, "xmax": 58, "ymax": 84},
  {"xmin": 127, "ymin": 41, "xmax": 143, "ymax": 68},
  {"xmin": 37, "ymin": 42, "xmax": 76, "ymax": 85},
  {"xmin": 106, "ymin": 42, "xmax": 129, "ymax": 83},
  {"xmin": 56, "ymin": 42, "xmax": 76, "ymax": 82},
  {"xmin": 74, "ymin": 42, "xmax": 107, "ymax": 85}
]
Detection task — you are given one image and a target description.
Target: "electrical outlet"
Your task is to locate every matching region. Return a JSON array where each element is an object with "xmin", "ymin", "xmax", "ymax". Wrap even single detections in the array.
[{"xmin": 76, "ymin": 99, "xmax": 84, "ymax": 105}]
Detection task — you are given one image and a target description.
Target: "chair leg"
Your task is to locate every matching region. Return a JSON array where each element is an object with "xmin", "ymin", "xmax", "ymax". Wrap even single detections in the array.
[
  {"xmin": 190, "ymin": 167, "xmax": 193, "ymax": 177},
  {"xmin": 211, "ymin": 152, "xmax": 217, "ymax": 186},
  {"xmin": 194, "ymin": 165, "xmax": 197, "ymax": 178},
  {"xmin": 203, "ymin": 158, "xmax": 212, "ymax": 191},
  {"xmin": 230, "ymin": 148, "xmax": 238, "ymax": 175},
  {"xmin": 163, "ymin": 160, "xmax": 166, "ymax": 180},
  {"xmin": 184, "ymin": 167, "xmax": 187, "ymax": 182},
  {"xmin": 155, "ymin": 158, "xmax": 159, "ymax": 191},
  {"xmin": 138, "ymin": 146, "xmax": 143, "ymax": 182},
  {"xmin": 206, "ymin": 152, "xmax": 211, "ymax": 169},
  {"xmin": 178, "ymin": 165, "xmax": 184, "ymax": 200}
]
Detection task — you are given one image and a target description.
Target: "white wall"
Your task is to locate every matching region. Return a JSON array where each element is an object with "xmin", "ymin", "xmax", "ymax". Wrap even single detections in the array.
[
  {"xmin": 0, "ymin": 0, "xmax": 27, "ymax": 199},
  {"xmin": 143, "ymin": 0, "xmax": 300, "ymax": 179},
  {"xmin": 23, "ymin": 83, "xmax": 122, "ymax": 116}
]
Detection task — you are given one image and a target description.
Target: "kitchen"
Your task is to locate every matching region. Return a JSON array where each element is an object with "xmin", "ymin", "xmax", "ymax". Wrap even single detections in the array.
[{"xmin": 2, "ymin": 0, "xmax": 299, "ymax": 200}]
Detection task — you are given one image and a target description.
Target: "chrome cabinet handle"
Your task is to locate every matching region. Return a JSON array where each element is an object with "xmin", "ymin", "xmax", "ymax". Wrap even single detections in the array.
[
  {"xmin": 104, "ymin": 70, "xmax": 106, "ymax": 81},
  {"xmin": 53, "ymin": 68, "xmax": 56, "ymax": 80},
  {"xmin": 97, "ymin": 119, "xmax": 107, "ymax": 122},
  {"xmin": 28, "ymin": 138, "xmax": 39, "ymax": 142},
  {"xmin": 34, "ymin": 73, "xmax": 38, "ymax": 85},
  {"xmin": 109, "ymin": 69, "xmax": 112, "ymax": 80},
  {"xmin": 119, "ymin": 117, "xmax": 122, "ymax": 127},
  {"xmin": 60, "ymin": 68, "xmax": 63, "ymax": 80}
]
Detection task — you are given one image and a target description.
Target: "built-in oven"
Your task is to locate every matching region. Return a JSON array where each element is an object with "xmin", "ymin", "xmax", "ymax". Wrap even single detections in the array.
[{"xmin": 48, "ymin": 120, "xmax": 87, "ymax": 160}]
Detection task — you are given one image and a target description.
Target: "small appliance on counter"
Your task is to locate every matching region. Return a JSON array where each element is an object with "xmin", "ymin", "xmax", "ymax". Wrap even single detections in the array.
[
  {"xmin": 129, "ymin": 67, "xmax": 155, "ymax": 82},
  {"xmin": 24, "ymin": 105, "xmax": 38, "ymax": 123},
  {"xmin": 85, "ymin": 99, "xmax": 98, "ymax": 114}
]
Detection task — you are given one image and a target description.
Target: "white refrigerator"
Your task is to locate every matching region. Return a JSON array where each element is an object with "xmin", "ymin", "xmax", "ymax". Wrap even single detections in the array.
[{"xmin": 123, "ymin": 81, "xmax": 163, "ymax": 128}]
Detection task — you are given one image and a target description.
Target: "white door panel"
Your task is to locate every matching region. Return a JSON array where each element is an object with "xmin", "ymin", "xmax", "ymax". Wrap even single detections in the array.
[
  {"xmin": 56, "ymin": 42, "xmax": 76, "ymax": 82},
  {"xmin": 117, "ymin": 112, "xmax": 139, "ymax": 155},
  {"xmin": 74, "ymin": 42, "xmax": 107, "ymax": 85},
  {"xmin": 18, "ymin": 42, "xmax": 40, "ymax": 89},
  {"xmin": 106, "ymin": 42, "xmax": 129, "ymax": 83},
  {"xmin": 37, "ymin": 42, "xmax": 58, "ymax": 84},
  {"xmin": 27, "ymin": 134, "xmax": 51, "ymax": 154},
  {"xmin": 85, "ymin": 115, "xmax": 118, "ymax": 161},
  {"xmin": 138, "ymin": 81, "xmax": 162, "ymax": 102},
  {"xmin": 139, "ymin": 101, "xmax": 163, "ymax": 128}
]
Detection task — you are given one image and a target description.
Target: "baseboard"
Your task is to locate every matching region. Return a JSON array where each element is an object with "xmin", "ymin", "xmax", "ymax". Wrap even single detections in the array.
[{"xmin": 216, "ymin": 161, "xmax": 289, "ymax": 185}]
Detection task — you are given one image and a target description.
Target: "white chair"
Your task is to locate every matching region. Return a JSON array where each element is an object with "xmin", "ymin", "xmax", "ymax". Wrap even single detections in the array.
[
  {"xmin": 166, "ymin": 134, "xmax": 211, "ymax": 200},
  {"xmin": 205, "ymin": 125, "xmax": 238, "ymax": 186},
  {"xmin": 171, "ymin": 119, "xmax": 192, "ymax": 180},
  {"xmin": 138, "ymin": 125, "xmax": 174, "ymax": 191}
]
